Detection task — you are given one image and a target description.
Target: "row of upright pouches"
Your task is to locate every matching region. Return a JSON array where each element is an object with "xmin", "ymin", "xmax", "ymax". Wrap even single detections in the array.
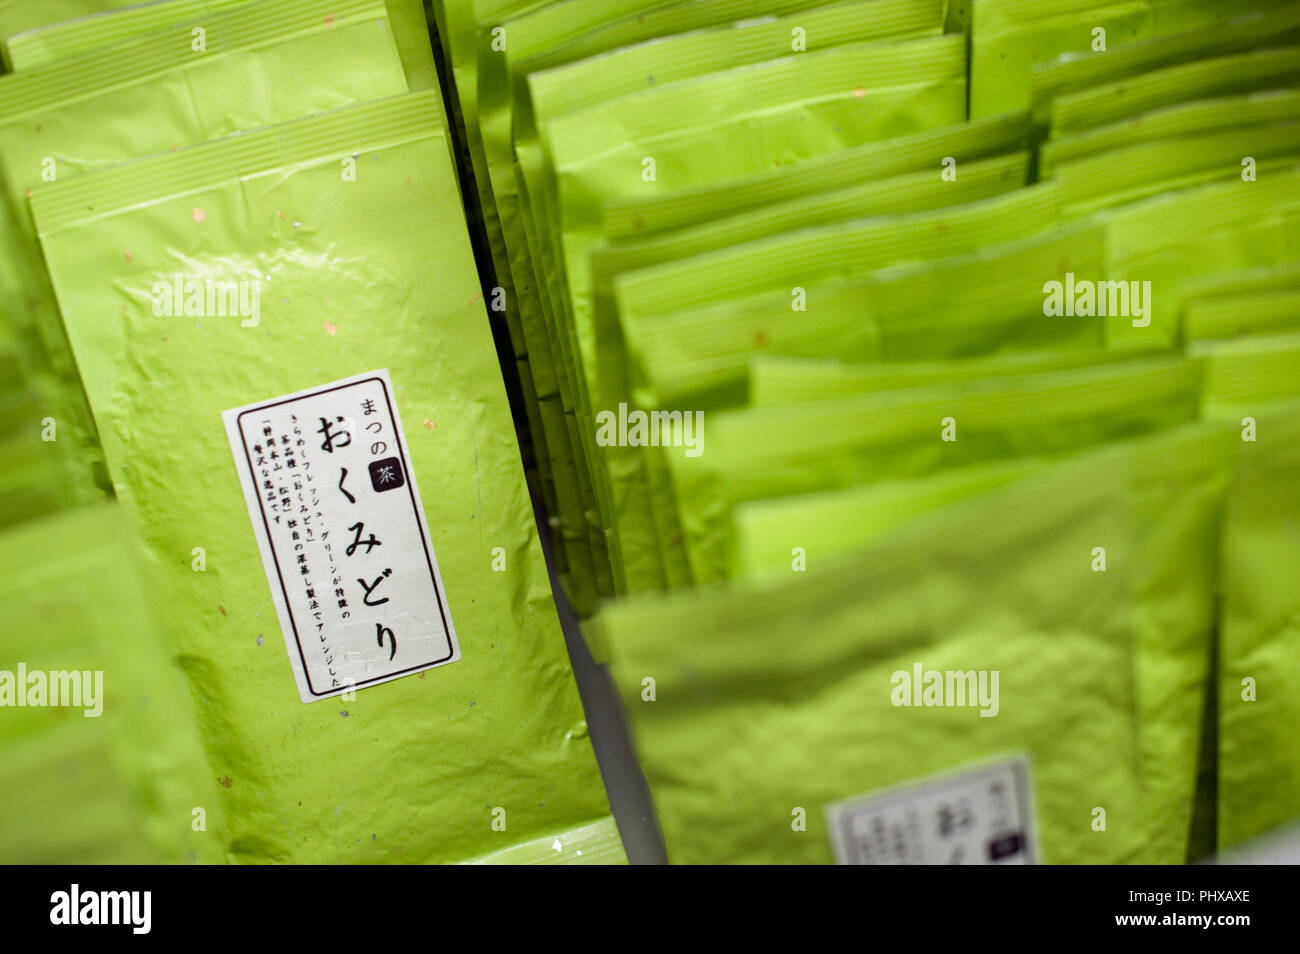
[
  {"xmin": 0, "ymin": 0, "xmax": 624, "ymax": 864},
  {"xmin": 435, "ymin": 0, "xmax": 1300, "ymax": 862}
]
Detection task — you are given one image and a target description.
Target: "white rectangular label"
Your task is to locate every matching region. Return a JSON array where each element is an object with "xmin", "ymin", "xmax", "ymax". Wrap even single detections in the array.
[
  {"xmin": 825, "ymin": 756, "xmax": 1036, "ymax": 865},
  {"xmin": 223, "ymin": 369, "xmax": 459, "ymax": 702}
]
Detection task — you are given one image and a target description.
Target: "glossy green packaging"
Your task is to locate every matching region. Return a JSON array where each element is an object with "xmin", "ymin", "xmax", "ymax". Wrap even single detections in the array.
[
  {"xmin": 0, "ymin": 0, "xmax": 142, "ymax": 56},
  {"xmin": 1215, "ymin": 401, "xmax": 1300, "ymax": 849},
  {"xmin": 610, "ymin": 138, "xmax": 1078, "ymax": 412},
  {"xmin": 29, "ymin": 91, "xmax": 622, "ymax": 864},
  {"xmin": 1047, "ymin": 44, "xmax": 1300, "ymax": 139},
  {"xmin": 1100, "ymin": 166, "xmax": 1300, "ymax": 350},
  {"xmin": 970, "ymin": 0, "xmax": 1294, "ymax": 117},
  {"xmin": 1027, "ymin": 6, "xmax": 1300, "ymax": 131},
  {"xmin": 541, "ymin": 32, "xmax": 967, "ymax": 600},
  {"xmin": 0, "ymin": 0, "xmax": 412, "ymax": 513},
  {"xmin": 598, "ymin": 422, "xmax": 1231, "ymax": 863},
  {"xmin": 2, "ymin": 0, "xmax": 250, "ymax": 69},
  {"xmin": 612, "ymin": 183, "xmax": 1066, "ymax": 588},
  {"xmin": 1185, "ymin": 332, "xmax": 1300, "ymax": 849},
  {"xmin": 567, "ymin": 112, "xmax": 1028, "ymax": 599},
  {"xmin": 1040, "ymin": 90, "xmax": 1300, "ymax": 177},
  {"xmin": 0, "ymin": 505, "xmax": 226, "ymax": 863},
  {"xmin": 668, "ymin": 355, "xmax": 1201, "ymax": 585},
  {"xmin": 592, "ymin": 154, "xmax": 1028, "ymax": 596},
  {"xmin": 1181, "ymin": 263, "xmax": 1300, "ymax": 342},
  {"xmin": 500, "ymin": 0, "xmax": 948, "ymax": 605}
]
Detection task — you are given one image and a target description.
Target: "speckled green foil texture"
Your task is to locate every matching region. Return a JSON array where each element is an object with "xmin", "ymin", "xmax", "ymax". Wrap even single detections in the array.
[
  {"xmin": 599, "ymin": 422, "xmax": 1231, "ymax": 864},
  {"xmin": 30, "ymin": 91, "xmax": 622, "ymax": 864}
]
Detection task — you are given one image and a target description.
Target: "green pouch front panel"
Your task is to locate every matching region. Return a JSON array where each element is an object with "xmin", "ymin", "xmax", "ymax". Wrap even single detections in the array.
[
  {"xmin": 1100, "ymin": 165, "xmax": 1300, "ymax": 350},
  {"xmin": 1047, "ymin": 44, "xmax": 1300, "ymax": 138},
  {"xmin": 1051, "ymin": 128, "xmax": 1300, "ymax": 220},
  {"xmin": 623, "ymin": 222, "xmax": 1109, "ymax": 414},
  {"xmin": 593, "ymin": 149, "xmax": 1034, "ymax": 410},
  {"xmin": 1188, "ymin": 339, "xmax": 1300, "ymax": 847},
  {"xmin": 0, "ymin": 0, "xmax": 143, "ymax": 54},
  {"xmin": 1182, "ymin": 262, "xmax": 1300, "ymax": 341},
  {"xmin": 733, "ymin": 350, "xmax": 1165, "ymax": 575},
  {"xmin": 1040, "ymin": 89, "xmax": 1300, "ymax": 177},
  {"xmin": 598, "ymin": 421, "xmax": 1231, "ymax": 863},
  {"xmin": 732, "ymin": 452, "xmax": 1046, "ymax": 580},
  {"xmin": 0, "ymin": 505, "xmax": 228, "ymax": 863},
  {"xmin": 1191, "ymin": 332, "xmax": 1300, "ymax": 419},
  {"xmin": 3, "ymin": 0, "xmax": 455, "ymax": 198},
  {"xmin": 747, "ymin": 347, "xmax": 1149, "ymax": 408},
  {"xmin": 1186, "ymin": 290, "xmax": 1300, "ymax": 341},
  {"xmin": 0, "ymin": 433, "xmax": 83, "ymax": 527},
  {"xmin": 599, "ymin": 112, "xmax": 1032, "ymax": 240},
  {"xmin": 668, "ymin": 355, "xmax": 1202, "ymax": 586},
  {"xmin": 732, "ymin": 422, "xmax": 1232, "ymax": 864},
  {"xmin": 29, "ymin": 91, "xmax": 623, "ymax": 865},
  {"xmin": 0, "ymin": 0, "xmax": 411, "ymax": 517},
  {"xmin": 971, "ymin": 0, "xmax": 1293, "ymax": 118},
  {"xmin": 538, "ymin": 29, "xmax": 967, "ymax": 600},
  {"xmin": 2, "ymin": 0, "xmax": 252, "ymax": 70},
  {"xmin": 605, "ymin": 180, "xmax": 1048, "ymax": 592},
  {"xmin": 614, "ymin": 183, "xmax": 1063, "ymax": 328},
  {"xmin": 974, "ymin": 0, "xmax": 1147, "ymax": 117},
  {"xmin": 544, "ymin": 33, "xmax": 967, "ymax": 597},
  {"xmin": 591, "ymin": 153, "xmax": 1030, "ymax": 593},
  {"xmin": 506, "ymin": 0, "xmax": 948, "ymax": 600},
  {"xmin": 0, "ymin": 176, "xmax": 111, "ymax": 514},
  {"xmin": 1027, "ymin": 6, "xmax": 1300, "ymax": 131},
  {"xmin": 523, "ymin": 0, "xmax": 942, "ymax": 147},
  {"xmin": 0, "ymin": 0, "xmax": 406, "ymax": 189},
  {"xmin": 1216, "ymin": 401, "xmax": 1300, "ymax": 850},
  {"xmin": 0, "ymin": 0, "xmax": 409, "ymax": 292},
  {"xmin": 518, "ymin": 0, "xmax": 946, "ymax": 407}
]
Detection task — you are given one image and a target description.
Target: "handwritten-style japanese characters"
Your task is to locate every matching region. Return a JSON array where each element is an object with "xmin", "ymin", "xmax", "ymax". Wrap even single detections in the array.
[{"xmin": 224, "ymin": 370, "xmax": 459, "ymax": 703}]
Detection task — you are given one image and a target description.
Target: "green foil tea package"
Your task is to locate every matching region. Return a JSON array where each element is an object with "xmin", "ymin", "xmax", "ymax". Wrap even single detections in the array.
[
  {"xmin": 597, "ymin": 422, "xmax": 1232, "ymax": 864},
  {"xmin": 29, "ymin": 91, "xmax": 622, "ymax": 864}
]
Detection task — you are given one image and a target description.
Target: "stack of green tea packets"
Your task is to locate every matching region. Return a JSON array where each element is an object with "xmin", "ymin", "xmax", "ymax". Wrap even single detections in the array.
[
  {"xmin": 0, "ymin": 504, "xmax": 228, "ymax": 864},
  {"xmin": 0, "ymin": 0, "xmax": 412, "ymax": 517},
  {"xmin": 424, "ymin": 0, "xmax": 1300, "ymax": 863},
  {"xmin": 593, "ymin": 421, "xmax": 1232, "ymax": 863},
  {"xmin": 1021, "ymin": 10, "xmax": 1300, "ymax": 853},
  {"xmin": 3, "ymin": 0, "xmax": 1298, "ymax": 866},
  {"xmin": 1, "ymin": 0, "xmax": 621, "ymax": 863}
]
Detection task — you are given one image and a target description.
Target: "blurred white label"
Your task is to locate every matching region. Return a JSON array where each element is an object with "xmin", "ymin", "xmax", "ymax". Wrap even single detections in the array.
[{"xmin": 826, "ymin": 756, "xmax": 1036, "ymax": 864}]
